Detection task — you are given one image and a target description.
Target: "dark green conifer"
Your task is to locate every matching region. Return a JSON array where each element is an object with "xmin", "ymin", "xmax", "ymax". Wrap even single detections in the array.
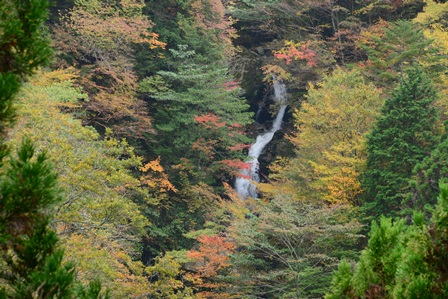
[
  {"xmin": 362, "ymin": 68, "xmax": 439, "ymax": 219},
  {"xmin": 141, "ymin": 46, "xmax": 253, "ymax": 187},
  {"xmin": 409, "ymin": 132, "xmax": 448, "ymax": 211},
  {"xmin": 327, "ymin": 184, "xmax": 448, "ymax": 299},
  {"xmin": 360, "ymin": 20, "xmax": 443, "ymax": 86}
]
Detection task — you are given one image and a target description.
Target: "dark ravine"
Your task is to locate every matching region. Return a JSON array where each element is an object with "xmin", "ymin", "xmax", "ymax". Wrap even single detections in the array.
[{"xmin": 235, "ymin": 78, "xmax": 288, "ymax": 198}]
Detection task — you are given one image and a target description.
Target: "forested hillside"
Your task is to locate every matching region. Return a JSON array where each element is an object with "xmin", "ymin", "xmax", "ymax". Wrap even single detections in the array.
[{"xmin": 1, "ymin": 0, "xmax": 448, "ymax": 298}]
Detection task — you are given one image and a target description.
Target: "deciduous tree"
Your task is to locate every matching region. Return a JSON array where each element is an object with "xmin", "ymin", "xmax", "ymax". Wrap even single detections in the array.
[
  {"xmin": 414, "ymin": 0, "xmax": 448, "ymax": 121},
  {"xmin": 229, "ymin": 196, "xmax": 361, "ymax": 298},
  {"xmin": 8, "ymin": 69, "xmax": 162, "ymax": 297},
  {"xmin": 265, "ymin": 68, "xmax": 382, "ymax": 204},
  {"xmin": 186, "ymin": 235, "xmax": 236, "ymax": 298},
  {"xmin": 54, "ymin": 0, "xmax": 165, "ymax": 139}
]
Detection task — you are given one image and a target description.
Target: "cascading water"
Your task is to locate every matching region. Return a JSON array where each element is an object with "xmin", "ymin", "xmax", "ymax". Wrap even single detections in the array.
[{"xmin": 235, "ymin": 79, "xmax": 288, "ymax": 198}]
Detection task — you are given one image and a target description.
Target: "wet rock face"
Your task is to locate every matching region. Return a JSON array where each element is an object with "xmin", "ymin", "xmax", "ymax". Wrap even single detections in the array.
[{"xmin": 235, "ymin": 79, "xmax": 288, "ymax": 198}]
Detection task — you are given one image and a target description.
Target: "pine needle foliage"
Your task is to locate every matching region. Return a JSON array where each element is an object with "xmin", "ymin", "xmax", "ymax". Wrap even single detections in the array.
[
  {"xmin": 362, "ymin": 67, "xmax": 440, "ymax": 220},
  {"xmin": 409, "ymin": 132, "xmax": 448, "ymax": 211},
  {"xmin": 359, "ymin": 20, "xmax": 443, "ymax": 87},
  {"xmin": 327, "ymin": 184, "xmax": 448, "ymax": 298}
]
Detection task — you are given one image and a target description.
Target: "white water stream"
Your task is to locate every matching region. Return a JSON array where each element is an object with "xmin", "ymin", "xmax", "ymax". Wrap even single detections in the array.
[{"xmin": 235, "ymin": 79, "xmax": 287, "ymax": 198}]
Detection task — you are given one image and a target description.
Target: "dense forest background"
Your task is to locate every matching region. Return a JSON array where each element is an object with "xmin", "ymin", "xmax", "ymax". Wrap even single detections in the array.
[{"xmin": 1, "ymin": 0, "xmax": 448, "ymax": 298}]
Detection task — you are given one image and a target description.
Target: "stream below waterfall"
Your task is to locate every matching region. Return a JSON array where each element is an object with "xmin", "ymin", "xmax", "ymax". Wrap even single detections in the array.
[{"xmin": 235, "ymin": 79, "xmax": 288, "ymax": 198}]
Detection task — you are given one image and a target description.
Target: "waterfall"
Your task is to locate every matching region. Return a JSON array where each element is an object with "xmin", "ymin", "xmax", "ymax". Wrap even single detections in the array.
[{"xmin": 235, "ymin": 79, "xmax": 288, "ymax": 198}]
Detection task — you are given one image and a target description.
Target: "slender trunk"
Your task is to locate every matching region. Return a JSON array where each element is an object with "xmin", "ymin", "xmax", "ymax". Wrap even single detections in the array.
[{"xmin": 330, "ymin": 6, "xmax": 345, "ymax": 64}]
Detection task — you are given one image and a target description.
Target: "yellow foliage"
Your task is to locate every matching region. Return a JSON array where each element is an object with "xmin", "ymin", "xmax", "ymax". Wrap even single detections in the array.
[
  {"xmin": 145, "ymin": 253, "xmax": 196, "ymax": 298},
  {"xmin": 141, "ymin": 156, "xmax": 164, "ymax": 173},
  {"xmin": 6, "ymin": 70, "xmax": 182, "ymax": 297},
  {"xmin": 63, "ymin": 234, "xmax": 153, "ymax": 298},
  {"xmin": 414, "ymin": 0, "xmax": 448, "ymax": 26},
  {"xmin": 32, "ymin": 67, "xmax": 79, "ymax": 86},
  {"xmin": 261, "ymin": 64, "xmax": 292, "ymax": 82},
  {"xmin": 140, "ymin": 156, "xmax": 178, "ymax": 193},
  {"xmin": 357, "ymin": 18, "xmax": 390, "ymax": 47},
  {"xmin": 427, "ymin": 26, "xmax": 448, "ymax": 120},
  {"xmin": 217, "ymin": 183, "xmax": 251, "ymax": 221},
  {"xmin": 267, "ymin": 68, "xmax": 383, "ymax": 205},
  {"xmin": 325, "ymin": 167, "xmax": 363, "ymax": 205},
  {"xmin": 414, "ymin": 1, "xmax": 448, "ymax": 120}
]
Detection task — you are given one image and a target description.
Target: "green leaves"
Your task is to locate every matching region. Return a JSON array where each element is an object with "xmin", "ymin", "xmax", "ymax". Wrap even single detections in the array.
[
  {"xmin": 0, "ymin": 138, "xmax": 110, "ymax": 299},
  {"xmin": 0, "ymin": 0, "xmax": 109, "ymax": 296},
  {"xmin": 11, "ymin": 228, "xmax": 75, "ymax": 299},
  {"xmin": 409, "ymin": 134, "xmax": 448, "ymax": 210},
  {"xmin": 229, "ymin": 196, "xmax": 362, "ymax": 298},
  {"xmin": 0, "ymin": 0, "xmax": 52, "ymax": 138}
]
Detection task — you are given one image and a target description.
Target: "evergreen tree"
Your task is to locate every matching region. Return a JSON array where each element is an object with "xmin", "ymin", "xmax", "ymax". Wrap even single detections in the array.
[
  {"xmin": 409, "ymin": 132, "xmax": 448, "ymax": 211},
  {"xmin": 141, "ymin": 46, "xmax": 253, "ymax": 188},
  {"xmin": 362, "ymin": 68, "xmax": 439, "ymax": 219},
  {"xmin": 138, "ymin": 0, "xmax": 253, "ymax": 189},
  {"xmin": 327, "ymin": 184, "xmax": 448, "ymax": 299},
  {"xmin": 325, "ymin": 215, "xmax": 407, "ymax": 298},
  {"xmin": 359, "ymin": 20, "xmax": 443, "ymax": 87},
  {"xmin": 0, "ymin": 1, "xmax": 107, "ymax": 297},
  {"xmin": 0, "ymin": 0, "xmax": 54, "ymax": 245}
]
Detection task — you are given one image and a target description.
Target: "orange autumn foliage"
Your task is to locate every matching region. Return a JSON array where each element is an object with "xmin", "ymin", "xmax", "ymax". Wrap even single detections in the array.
[
  {"xmin": 141, "ymin": 157, "xmax": 177, "ymax": 193},
  {"xmin": 194, "ymin": 113, "xmax": 226, "ymax": 129},
  {"xmin": 187, "ymin": 235, "xmax": 235, "ymax": 277},
  {"xmin": 186, "ymin": 235, "xmax": 236, "ymax": 298},
  {"xmin": 189, "ymin": 0, "xmax": 236, "ymax": 57},
  {"xmin": 274, "ymin": 43, "xmax": 317, "ymax": 67},
  {"xmin": 220, "ymin": 159, "xmax": 251, "ymax": 171},
  {"xmin": 55, "ymin": 0, "xmax": 165, "ymax": 139}
]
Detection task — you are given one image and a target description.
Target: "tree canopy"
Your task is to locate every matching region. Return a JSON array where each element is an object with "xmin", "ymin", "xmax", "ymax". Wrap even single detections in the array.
[{"xmin": 3, "ymin": 0, "xmax": 448, "ymax": 298}]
